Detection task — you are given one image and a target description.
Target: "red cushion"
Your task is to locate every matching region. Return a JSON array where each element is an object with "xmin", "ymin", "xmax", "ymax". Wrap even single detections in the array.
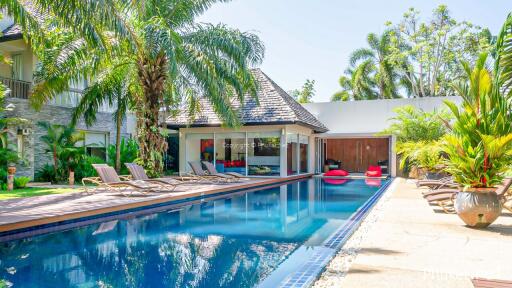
[
  {"xmin": 366, "ymin": 170, "xmax": 382, "ymax": 177},
  {"xmin": 324, "ymin": 169, "xmax": 349, "ymax": 177},
  {"xmin": 368, "ymin": 166, "xmax": 382, "ymax": 172}
]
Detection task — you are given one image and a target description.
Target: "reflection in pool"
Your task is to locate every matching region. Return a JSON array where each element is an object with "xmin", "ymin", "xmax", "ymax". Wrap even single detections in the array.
[{"xmin": 0, "ymin": 178, "xmax": 387, "ymax": 288}]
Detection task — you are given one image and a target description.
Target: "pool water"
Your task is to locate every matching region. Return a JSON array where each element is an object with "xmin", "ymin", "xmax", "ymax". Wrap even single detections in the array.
[{"xmin": 0, "ymin": 178, "xmax": 388, "ymax": 288}]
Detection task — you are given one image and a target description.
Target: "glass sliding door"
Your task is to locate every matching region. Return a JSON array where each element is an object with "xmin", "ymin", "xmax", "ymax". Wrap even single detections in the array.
[
  {"xmin": 287, "ymin": 134, "xmax": 298, "ymax": 175},
  {"xmin": 215, "ymin": 132, "xmax": 247, "ymax": 175},
  {"xmin": 247, "ymin": 131, "xmax": 281, "ymax": 176},
  {"xmin": 185, "ymin": 133, "xmax": 214, "ymax": 171},
  {"xmin": 299, "ymin": 135, "xmax": 309, "ymax": 173}
]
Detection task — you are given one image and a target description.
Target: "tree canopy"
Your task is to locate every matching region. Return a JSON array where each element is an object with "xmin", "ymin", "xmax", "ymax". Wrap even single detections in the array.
[
  {"xmin": 290, "ymin": 79, "xmax": 315, "ymax": 103},
  {"xmin": 2, "ymin": 0, "xmax": 265, "ymax": 175},
  {"xmin": 333, "ymin": 5, "xmax": 492, "ymax": 101}
]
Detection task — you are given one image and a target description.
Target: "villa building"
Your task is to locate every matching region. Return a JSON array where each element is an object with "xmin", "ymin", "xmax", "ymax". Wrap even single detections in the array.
[{"xmin": 167, "ymin": 69, "xmax": 461, "ymax": 178}]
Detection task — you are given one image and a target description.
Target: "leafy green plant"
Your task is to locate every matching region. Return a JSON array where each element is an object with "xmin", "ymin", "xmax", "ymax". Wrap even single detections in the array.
[
  {"xmin": 380, "ymin": 105, "xmax": 451, "ymax": 142},
  {"xmin": 107, "ymin": 138, "xmax": 138, "ymax": 175},
  {"xmin": 75, "ymin": 155, "xmax": 106, "ymax": 180},
  {"xmin": 34, "ymin": 164, "xmax": 57, "ymax": 183},
  {"xmin": 442, "ymin": 53, "xmax": 512, "ymax": 188},
  {"xmin": 397, "ymin": 141, "xmax": 444, "ymax": 172},
  {"xmin": 14, "ymin": 176, "xmax": 30, "ymax": 189},
  {"xmin": 37, "ymin": 122, "xmax": 86, "ymax": 183}
]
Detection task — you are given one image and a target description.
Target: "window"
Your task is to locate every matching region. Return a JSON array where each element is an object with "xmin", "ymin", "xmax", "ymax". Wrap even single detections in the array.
[
  {"xmin": 84, "ymin": 132, "xmax": 108, "ymax": 161},
  {"xmin": 247, "ymin": 131, "xmax": 281, "ymax": 176},
  {"xmin": 215, "ymin": 132, "xmax": 246, "ymax": 175},
  {"xmin": 11, "ymin": 54, "xmax": 22, "ymax": 80}
]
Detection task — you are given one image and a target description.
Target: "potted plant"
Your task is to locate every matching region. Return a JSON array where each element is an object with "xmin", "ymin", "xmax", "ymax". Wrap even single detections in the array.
[{"xmin": 442, "ymin": 53, "xmax": 512, "ymax": 228}]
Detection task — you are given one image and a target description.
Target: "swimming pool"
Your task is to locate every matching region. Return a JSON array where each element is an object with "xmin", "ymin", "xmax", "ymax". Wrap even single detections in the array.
[{"xmin": 0, "ymin": 178, "xmax": 390, "ymax": 288}]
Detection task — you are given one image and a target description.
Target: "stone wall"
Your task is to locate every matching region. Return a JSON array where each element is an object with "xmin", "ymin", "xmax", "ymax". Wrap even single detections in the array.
[{"xmin": 3, "ymin": 98, "xmax": 132, "ymax": 179}]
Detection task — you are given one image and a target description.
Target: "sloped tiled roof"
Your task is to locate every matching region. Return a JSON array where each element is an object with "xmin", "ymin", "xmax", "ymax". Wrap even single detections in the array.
[
  {"xmin": 166, "ymin": 69, "xmax": 328, "ymax": 133},
  {"xmin": 0, "ymin": 2, "xmax": 47, "ymax": 42}
]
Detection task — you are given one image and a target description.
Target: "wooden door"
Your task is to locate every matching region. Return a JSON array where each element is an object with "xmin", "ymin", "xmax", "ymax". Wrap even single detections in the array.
[{"xmin": 325, "ymin": 138, "xmax": 389, "ymax": 173}]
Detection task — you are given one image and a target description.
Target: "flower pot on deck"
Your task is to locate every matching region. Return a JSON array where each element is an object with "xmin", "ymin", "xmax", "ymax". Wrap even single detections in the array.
[{"xmin": 454, "ymin": 188, "xmax": 502, "ymax": 228}]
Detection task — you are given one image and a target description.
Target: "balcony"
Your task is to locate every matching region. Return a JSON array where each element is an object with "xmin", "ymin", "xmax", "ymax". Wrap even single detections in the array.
[
  {"xmin": 0, "ymin": 77, "xmax": 31, "ymax": 99},
  {"xmin": 1, "ymin": 77, "xmax": 113, "ymax": 112}
]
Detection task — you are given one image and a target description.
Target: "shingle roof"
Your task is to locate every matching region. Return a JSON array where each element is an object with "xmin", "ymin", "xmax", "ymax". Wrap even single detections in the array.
[
  {"xmin": 166, "ymin": 69, "xmax": 328, "ymax": 133},
  {"xmin": 0, "ymin": 2, "xmax": 47, "ymax": 42}
]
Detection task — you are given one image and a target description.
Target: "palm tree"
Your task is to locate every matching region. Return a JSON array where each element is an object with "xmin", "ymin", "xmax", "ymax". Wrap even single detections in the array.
[
  {"xmin": 495, "ymin": 13, "xmax": 512, "ymax": 97},
  {"xmin": 70, "ymin": 64, "xmax": 133, "ymax": 173},
  {"xmin": 4, "ymin": 0, "xmax": 264, "ymax": 176},
  {"xmin": 348, "ymin": 31, "xmax": 399, "ymax": 99},
  {"xmin": 331, "ymin": 75, "xmax": 352, "ymax": 101},
  {"xmin": 37, "ymin": 121, "xmax": 84, "ymax": 178}
]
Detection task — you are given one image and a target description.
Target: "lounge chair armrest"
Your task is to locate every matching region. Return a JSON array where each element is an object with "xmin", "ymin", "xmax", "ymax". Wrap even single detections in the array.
[
  {"xmin": 82, "ymin": 177, "xmax": 102, "ymax": 186},
  {"xmin": 119, "ymin": 175, "xmax": 132, "ymax": 181}
]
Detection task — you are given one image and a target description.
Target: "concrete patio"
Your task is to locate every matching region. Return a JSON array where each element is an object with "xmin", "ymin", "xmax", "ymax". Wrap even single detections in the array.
[{"xmin": 314, "ymin": 178, "xmax": 512, "ymax": 288}]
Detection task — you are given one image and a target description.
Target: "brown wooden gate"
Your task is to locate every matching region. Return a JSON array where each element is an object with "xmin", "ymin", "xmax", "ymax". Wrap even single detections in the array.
[{"xmin": 325, "ymin": 138, "xmax": 389, "ymax": 172}]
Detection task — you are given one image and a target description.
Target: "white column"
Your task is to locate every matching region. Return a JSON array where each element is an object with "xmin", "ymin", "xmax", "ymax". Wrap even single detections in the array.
[{"xmin": 280, "ymin": 127, "xmax": 287, "ymax": 177}]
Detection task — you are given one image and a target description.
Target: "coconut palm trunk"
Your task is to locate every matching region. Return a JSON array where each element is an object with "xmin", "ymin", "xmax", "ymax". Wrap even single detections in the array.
[
  {"xmin": 115, "ymin": 111, "xmax": 122, "ymax": 173},
  {"xmin": 136, "ymin": 54, "xmax": 168, "ymax": 176}
]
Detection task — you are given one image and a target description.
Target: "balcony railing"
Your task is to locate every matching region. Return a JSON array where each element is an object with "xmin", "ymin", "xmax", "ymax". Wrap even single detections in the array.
[
  {"xmin": 1, "ymin": 77, "xmax": 113, "ymax": 112},
  {"xmin": 0, "ymin": 77, "xmax": 31, "ymax": 99}
]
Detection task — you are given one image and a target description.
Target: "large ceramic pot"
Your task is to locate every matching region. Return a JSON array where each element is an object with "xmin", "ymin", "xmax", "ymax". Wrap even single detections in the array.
[{"xmin": 454, "ymin": 188, "xmax": 502, "ymax": 228}]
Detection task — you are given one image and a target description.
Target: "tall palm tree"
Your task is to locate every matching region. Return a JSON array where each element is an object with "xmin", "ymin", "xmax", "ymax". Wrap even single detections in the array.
[
  {"xmin": 3, "ymin": 0, "xmax": 265, "ymax": 176},
  {"xmin": 348, "ymin": 31, "xmax": 399, "ymax": 99},
  {"xmin": 495, "ymin": 13, "xmax": 512, "ymax": 97},
  {"xmin": 70, "ymin": 63, "xmax": 133, "ymax": 173}
]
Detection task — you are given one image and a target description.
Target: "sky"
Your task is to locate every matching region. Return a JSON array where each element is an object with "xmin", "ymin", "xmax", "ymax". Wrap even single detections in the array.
[{"xmin": 198, "ymin": 0, "xmax": 512, "ymax": 102}]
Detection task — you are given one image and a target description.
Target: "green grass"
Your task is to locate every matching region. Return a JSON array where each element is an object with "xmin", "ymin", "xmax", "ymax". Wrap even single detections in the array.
[{"xmin": 0, "ymin": 187, "xmax": 82, "ymax": 200}]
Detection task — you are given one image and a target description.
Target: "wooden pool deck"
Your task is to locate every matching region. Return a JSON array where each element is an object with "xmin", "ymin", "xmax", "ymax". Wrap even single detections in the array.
[
  {"xmin": 0, "ymin": 175, "xmax": 310, "ymax": 236},
  {"xmin": 313, "ymin": 178, "xmax": 512, "ymax": 288}
]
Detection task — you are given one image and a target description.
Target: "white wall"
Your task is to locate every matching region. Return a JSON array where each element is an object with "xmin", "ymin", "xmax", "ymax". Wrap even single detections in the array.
[{"xmin": 303, "ymin": 96, "xmax": 462, "ymax": 135}]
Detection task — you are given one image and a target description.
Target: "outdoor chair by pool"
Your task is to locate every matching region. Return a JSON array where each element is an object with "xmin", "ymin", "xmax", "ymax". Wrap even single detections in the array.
[
  {"xmin": 84, "ymin": 165, "xmax": 162, "ymax": 196},
  {"xmin": 187, "ymin": 161, "xmax": 235, "ymax": 183},
  {"xmin": 417, "ymin": 177, "xmax": 457, "ymax": 189},
  {"xmin": 125, "ymin": 163, "xmax": 184, "ymax": 191},
  {"xmin": 202, "ymin": 161, "xmax": 248, "ymax": 181},
  {"xmin": 82, "ymin": 163, "xmax": 132, "ymax": 186}
]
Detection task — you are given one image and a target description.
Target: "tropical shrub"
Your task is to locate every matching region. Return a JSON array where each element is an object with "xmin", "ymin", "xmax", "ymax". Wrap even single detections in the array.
[
  {"xmin": 397, "ymin": 141, "xmax": 444, "ymax": 172},
  {"xmin": 442, "ymin": 53, "xmax": 512, "ymax": 188},
  {"xmin": 75, "ymin": 155, "xmax": 106, "ymax": 180},
  {"xmin": 34, "ymin": 164, "xmax": 57, "ymax": 183},
  {"xmin": 380, "ymin": 105, "xmax": 451, "ymax": 175},
  {"xmin": 14, "ymin": 176, "xmax": 30, "ymax": 189},
  {"xmin": 0, "ymin": 168, "xmax": 7, "ymax": 190},
  {"xmin": 37, "ymin": 122, "xmax": 86, "ymax": 183},
  {"xmin": 380, "ymin": 105, "xmax": 451, "ymax": 142},
  {"xmin": 107, "ymin": 138, "xmax": 138, "ymax": 175}
]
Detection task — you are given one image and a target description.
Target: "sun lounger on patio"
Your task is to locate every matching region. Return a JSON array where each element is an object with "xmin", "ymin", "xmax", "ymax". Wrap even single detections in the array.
[
  {"xmin": 187, "ymin": 161, "xmax": 235, "ymax": 183},
  {"xmin": 417, "ymin": 177, "xmax": 458, "ymax": 189},
  {"xmin": 125, "ymin": 163, "xmax": 184, "ymax": 191},
  {"xmin": 202, "ymin": 161, "xmax": 248, "ymax": 181},
  {"xmin": 83, "ymin": 165, "xmax": 162, "ymax": 196}
]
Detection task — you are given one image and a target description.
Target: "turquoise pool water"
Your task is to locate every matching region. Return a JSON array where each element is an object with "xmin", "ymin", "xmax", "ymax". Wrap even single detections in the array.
[{"xmin": 0, "ymin": 178, "xmax": 389, "ymax": 288}]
